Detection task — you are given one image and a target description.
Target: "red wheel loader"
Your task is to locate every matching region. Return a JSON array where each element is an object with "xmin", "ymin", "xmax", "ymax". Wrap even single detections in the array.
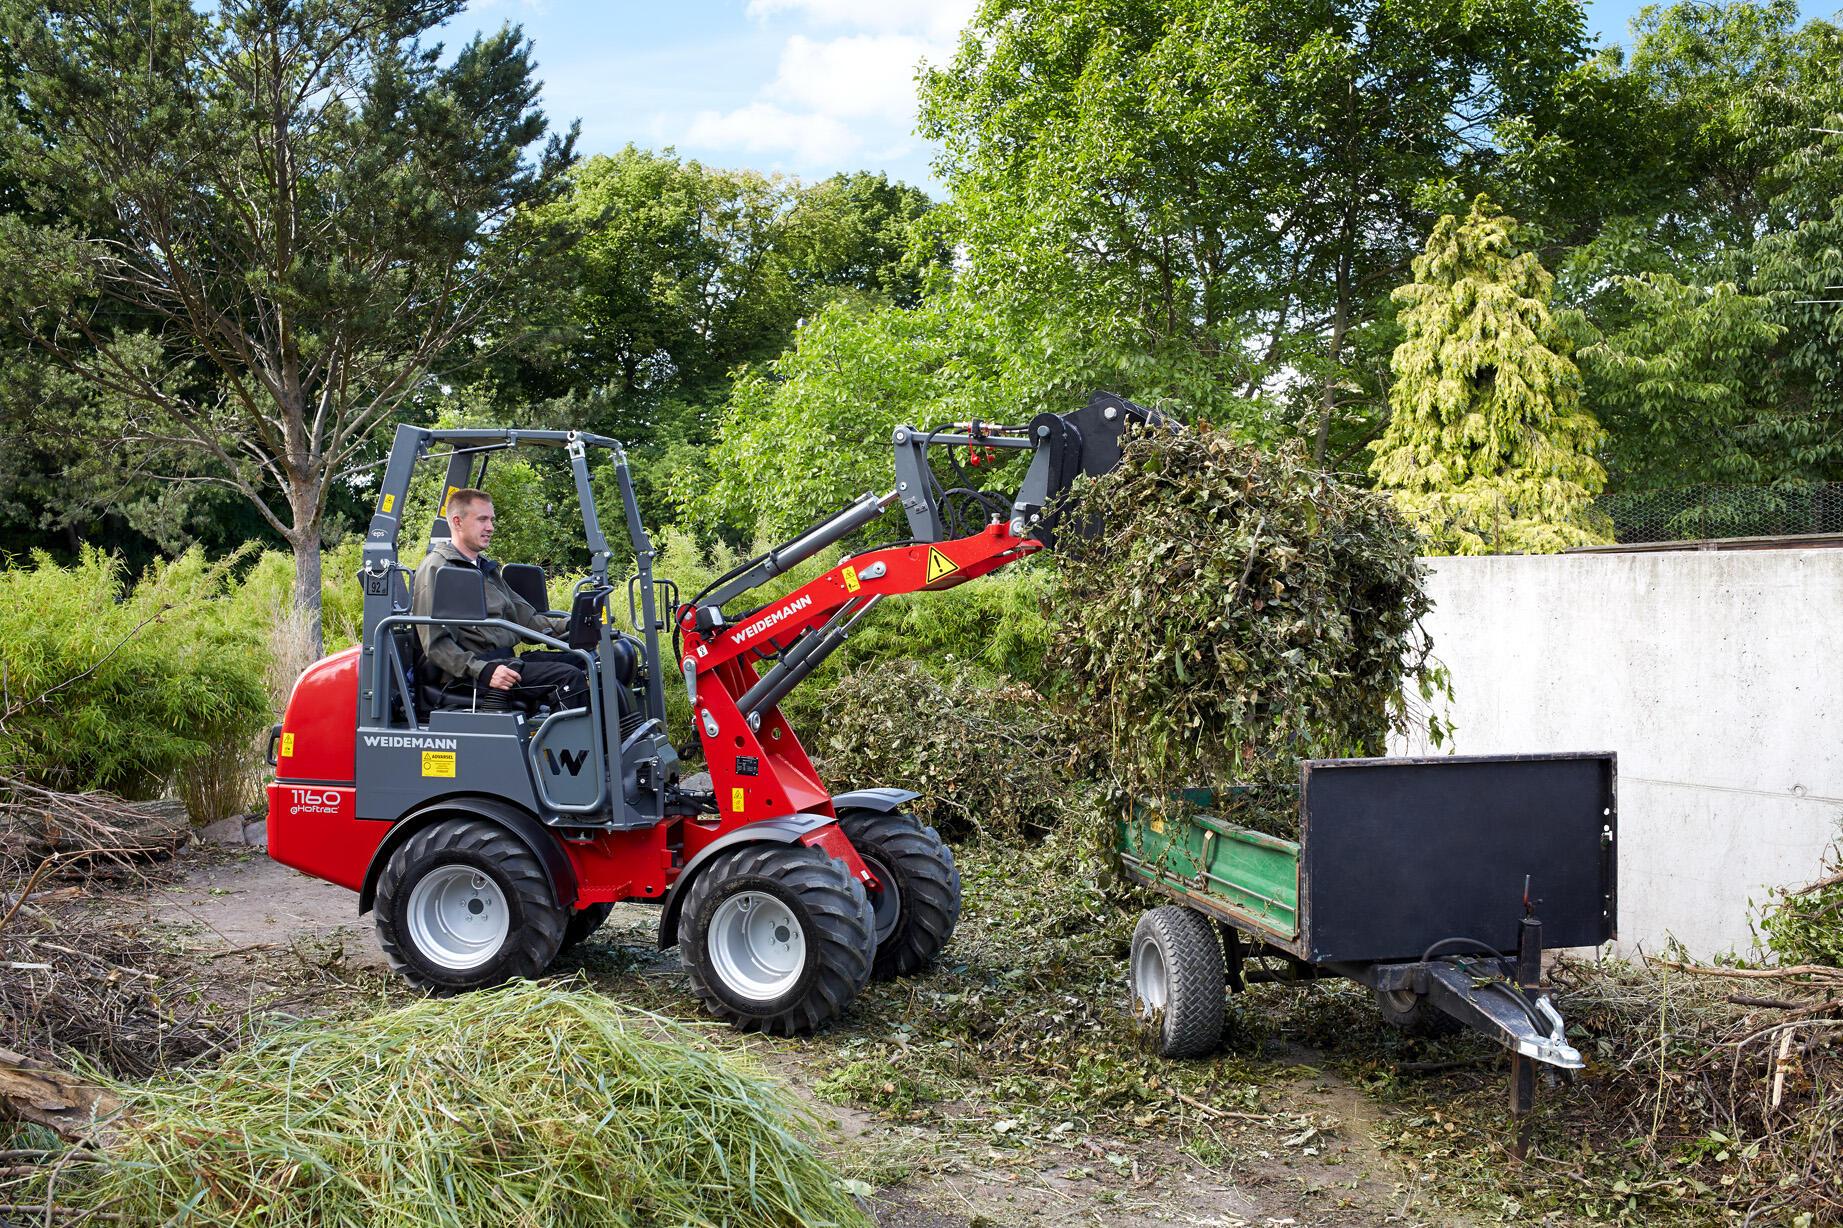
[{"xmin": 265, "ymin": 392, "xmax": 1161, "ymax": 1033}]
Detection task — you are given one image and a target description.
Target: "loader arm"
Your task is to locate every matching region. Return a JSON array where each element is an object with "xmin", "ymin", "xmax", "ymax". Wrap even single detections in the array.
[{"xmin": 677, "ymin": 391, "xmax": 1164, "ymax": 825}]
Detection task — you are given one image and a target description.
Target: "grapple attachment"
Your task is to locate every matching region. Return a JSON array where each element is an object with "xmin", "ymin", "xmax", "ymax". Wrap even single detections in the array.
[{"xmin": 891, "ymin": 391, "xmax": 1167, "ymax": 547}]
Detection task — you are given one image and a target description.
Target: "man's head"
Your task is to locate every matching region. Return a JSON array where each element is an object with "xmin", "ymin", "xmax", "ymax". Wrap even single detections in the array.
[{"xmin": 445, "ymin": 488, "xmax": 494, "ymax": 558}]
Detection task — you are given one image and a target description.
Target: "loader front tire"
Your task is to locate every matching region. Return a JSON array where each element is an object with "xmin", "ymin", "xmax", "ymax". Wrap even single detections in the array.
[
  {"xmin": 1130, "ymin": 906, "xmax": 1225, "ymax": 1059},
  {"xmin": 375, "ymin": 817, "xmax": 567, "ymax": 994},
  {"xmin": 838, "ymin": 809, "xmax": 961, "ymax": 980},
  {"xmin": 679, "ymin": 843, "xmax": 875, "ymax": 1036}
]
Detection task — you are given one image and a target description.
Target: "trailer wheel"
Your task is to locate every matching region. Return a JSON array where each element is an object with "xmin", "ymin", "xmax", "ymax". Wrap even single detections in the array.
[
  {"xmin": 375, "ymin": 817, "xmax": 567, "ymax": 994},
  {"xmin": 838, "ymin": 810, "xmax": 961, "ymax": 980},
  {"xmin": 678, "ymin": 843, "xmax": 876, "ymax": 1036},
  {"xmin": 560, "ymin": 902, "xmax": 615, "ymax": 952},
  {"xmin": 1130, "ymin": 906, "xmax": 1225, "ymax": 1059},
  {"xmin": 1373, "ymin": 987, "xmax": 1462, "ymax": 1037}
]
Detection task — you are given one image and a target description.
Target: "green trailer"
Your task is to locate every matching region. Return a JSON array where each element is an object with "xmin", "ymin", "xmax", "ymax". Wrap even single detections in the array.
[{"xmin": 1118, "ymin": 753, "xmax": 1617, "ymax": 1147}]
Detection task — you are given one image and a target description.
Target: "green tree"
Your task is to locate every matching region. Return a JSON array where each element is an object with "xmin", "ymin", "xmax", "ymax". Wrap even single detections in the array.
[
  {"xmin": 682, "ymin": 272, "xmax": 1256, "ymax": 542},
  {"xmin": 1370, "ymin": 197, "xmax": 1610, "ymax": 554},
  {"xmin": 1576, "ymin": 273, "xmax": 1783, "ymax": 490},
  {"xmin": 472, "ymin": 151, "xmax": 943, "ymax": 523},
  {"xmin": 0, "ymin": 0, "xmax": 574, "ymax": 647},
  {"xmin": 1551, "ymin": 3, "xmax": 1843, "ymax": 502},
  {"xmin": 919, "ymin": 0, "xmax": 1595, "ymax": 463}
]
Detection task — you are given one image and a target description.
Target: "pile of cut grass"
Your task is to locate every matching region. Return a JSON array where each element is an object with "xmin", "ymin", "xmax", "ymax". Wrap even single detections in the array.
[{"xmin": 22, "ymin": 980, "xmax": 869, "ymax": 1228}]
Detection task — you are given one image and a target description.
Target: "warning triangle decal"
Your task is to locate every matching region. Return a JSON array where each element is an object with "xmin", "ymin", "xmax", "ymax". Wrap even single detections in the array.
[{"xmin": 925, "ymin": 547, "xmax": 960, "ymax": 583}]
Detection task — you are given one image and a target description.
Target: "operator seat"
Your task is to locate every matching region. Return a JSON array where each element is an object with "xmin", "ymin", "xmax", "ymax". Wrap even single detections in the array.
[
  {"xmin": 409, "ymin": 563, "xmax": 641, "ymax": 716},
  {"xmin": 413, "ymin": 565, "xmax": 494, "ymax": 714}
]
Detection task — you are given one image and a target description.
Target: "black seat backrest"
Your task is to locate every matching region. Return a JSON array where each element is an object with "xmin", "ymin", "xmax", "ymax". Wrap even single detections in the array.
[
  {"xmin": 414, "ymin": 565, "xmax": 493, "ymax": 715},
  {"xmin": 431, "ymin": 565, "xmax": 488, "ymax": 622},
  {"xmin": 502, "ymin": 563, "xmax": 548, "ymax": 614}
]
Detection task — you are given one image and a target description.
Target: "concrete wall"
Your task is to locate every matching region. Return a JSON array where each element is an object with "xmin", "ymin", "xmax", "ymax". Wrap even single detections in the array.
[{"xmin": 1392, "ymin": 549, "xmax": 1843, "ymax": 959}]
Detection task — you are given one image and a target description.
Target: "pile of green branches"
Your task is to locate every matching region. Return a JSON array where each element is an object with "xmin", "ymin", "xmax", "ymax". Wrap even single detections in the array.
[
  {"xmin": 1048, "ymin": 427, "xmax": 1443, "ymax": 838},
  {"xmin": 15, "ymin": 981, "xmax": 870, "ymax": 1228},
  {"xmin": 815, "ymin": 659, "xmax": 1077, "ymax": 841},
  {"xmin": 1758, "ymin": 850, "xmax": 1843, "ymax": 967},
  {"xmin": 1549, "ymin": 953, "xmax": 1843, "ymax": 1223}
]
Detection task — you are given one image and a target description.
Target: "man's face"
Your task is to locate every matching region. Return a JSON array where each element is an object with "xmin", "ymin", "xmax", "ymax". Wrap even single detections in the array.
[{"xmin": 449, "ymin": 500, "xmax": 495, "ymax": 555}]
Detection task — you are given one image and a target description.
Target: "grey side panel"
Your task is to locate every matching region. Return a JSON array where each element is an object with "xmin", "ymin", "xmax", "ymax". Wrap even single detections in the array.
[
  {"xmin": 831, "ymin": 787, "xmax": 920, "ymax": 814},
  {"xmin": 356, "ymin": 795, "xmax": 578, "ymax": 914},
  {"xmin": 355, "ymin": 714, "xmax": 541, "ymax": 821},
  {"xmin": 655, "ymin": 814, "xmax": 834, "ymax": 948}
]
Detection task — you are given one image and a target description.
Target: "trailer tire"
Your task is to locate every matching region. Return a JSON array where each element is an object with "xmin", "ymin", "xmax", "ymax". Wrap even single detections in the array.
[
  {"xmin": 560, "ymin": 902, "xmax": 615, "ymax": 953},
  {"xmin": 1373, "ymin": 987, "xmax": 1463, "ymax": 1037},
  {"xmin": 838, "ymin": 809, "xmax": 961, "ymax": 980},
  {"xmin": 375, "ymin": 817, "xmax": 567, "ymax": 994},
  {"xmin": 1130, "ymin": 906, "xmax": 1225, "ymax": 1059},
  {"xmin": 679, "ymin": 843, "xmax": 875, "ymax": 1036}
]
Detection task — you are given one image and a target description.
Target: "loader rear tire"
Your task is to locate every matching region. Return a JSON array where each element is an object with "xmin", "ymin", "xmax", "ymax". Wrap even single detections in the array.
[
  {"xmin": 679, "ymin": 843, "xmax": 875, "ymax": 1036},
  {"xmin": 560, "ymin": 902, "xmax": 615, "ymax": 953},
  {"xmin": 375, "ymin": 817, "xmax": 567, "ymax": 994},
  {"xmin": 1130, "ymin": 906, "xmax": 1225, "ymax": 1059},
  {"xmin": 838, "ymin": 809, "xmax": 961, "ymax": 980}
]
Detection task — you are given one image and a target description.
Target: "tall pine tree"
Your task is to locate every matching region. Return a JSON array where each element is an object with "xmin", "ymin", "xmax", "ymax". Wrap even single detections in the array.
[{"xmin": 1370, "ymin": 196, "xmax": 1610, "ymax": 554}]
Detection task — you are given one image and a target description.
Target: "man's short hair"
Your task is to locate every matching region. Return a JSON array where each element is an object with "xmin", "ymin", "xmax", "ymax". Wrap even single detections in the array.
[{"xmin": 446, "ymin": 488, "xmax": 492, "ymax": 518}]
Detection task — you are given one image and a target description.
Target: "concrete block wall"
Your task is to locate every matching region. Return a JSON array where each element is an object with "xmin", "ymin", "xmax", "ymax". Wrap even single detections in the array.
[{"xmin": 1391, "ymin": 548, "xmax": 1843, "ymax": 959}]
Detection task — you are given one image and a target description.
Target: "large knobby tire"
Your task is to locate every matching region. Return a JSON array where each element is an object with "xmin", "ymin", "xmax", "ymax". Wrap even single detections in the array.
[
  {"xmin": 1373, "ymin": 987, "xmax": 1463, "ymax": 1037},
  {"xmin": 560, "ymin": 902, "xmax": 615, "ymax": 953},
  {"xmin": 1130, "ymin": 906, "xmax": 1226, "ymax": 1059},
  {"xmin": 838, "ymin": 809, "xmax": 961, "ymax": 980},
  {"xmin": 374, "ymin": 817, "xmax": 567, "ymax": 994},
  {"xmin": 678, "ymin": 843, "xmax": 875, "ymax": 1036}
]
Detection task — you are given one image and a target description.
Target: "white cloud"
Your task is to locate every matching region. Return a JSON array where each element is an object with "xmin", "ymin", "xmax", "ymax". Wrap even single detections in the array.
[
  {"xmin": 673, "ymin": 0, "xmax": 973, "ymax": 181},
  {"xmin": 683, "ymin": 102, "xmax": 860, "ymax": 165},
  {"xmin": 745, "ymin": 0, "xmax": 979, "ymax": 41},
  {"xmin": 769, "ymin": 34, "xmax": 933, "ymax": 124}
]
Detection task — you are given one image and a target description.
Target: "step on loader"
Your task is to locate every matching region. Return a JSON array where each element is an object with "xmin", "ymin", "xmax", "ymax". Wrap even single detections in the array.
[{"xmin": 266, "ymin": 393, "xmax": 1163, "ymax": 1033}]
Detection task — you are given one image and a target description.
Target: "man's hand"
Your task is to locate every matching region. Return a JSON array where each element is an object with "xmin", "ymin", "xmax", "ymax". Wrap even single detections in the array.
[{"xmin": 487, "ymin": 664, "xmax": 522, "ymax": 691}]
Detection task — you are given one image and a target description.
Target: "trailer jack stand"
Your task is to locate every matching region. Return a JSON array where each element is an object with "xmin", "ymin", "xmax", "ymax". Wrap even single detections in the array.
[{"xmin": 1510, "ymin": 911, "xmax": 1544, "ymax": 1159}]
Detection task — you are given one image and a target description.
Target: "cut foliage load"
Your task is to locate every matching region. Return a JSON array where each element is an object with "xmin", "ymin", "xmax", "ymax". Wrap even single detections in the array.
[
  {"xmin": 11, "ymin": 981, "xmax": 870, "ymax": 1228},
  {"xmin": 1049, "ymin": 427, "xmax": 1441, "ymax": 837}
]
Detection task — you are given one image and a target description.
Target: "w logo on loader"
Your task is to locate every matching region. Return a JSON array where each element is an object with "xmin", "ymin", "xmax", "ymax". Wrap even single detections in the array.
[{"xmin": 544, "ymin": 747, "xmax": 589, "ymax": 777}]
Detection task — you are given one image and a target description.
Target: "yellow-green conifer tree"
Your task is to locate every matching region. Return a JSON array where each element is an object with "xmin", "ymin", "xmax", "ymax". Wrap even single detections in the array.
[{"xmin": 1370, "ymin": 196, "xmax": 1611, "ymax": 554}]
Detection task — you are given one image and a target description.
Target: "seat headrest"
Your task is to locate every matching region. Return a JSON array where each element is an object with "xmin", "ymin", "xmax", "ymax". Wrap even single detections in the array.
[
  {"xmin": 431, "ymin": 566, "xmax": 488, "ymax": 622},
  {"xmin": 502, "ymin": 562, "xmax": 548, "ymax": 612}
]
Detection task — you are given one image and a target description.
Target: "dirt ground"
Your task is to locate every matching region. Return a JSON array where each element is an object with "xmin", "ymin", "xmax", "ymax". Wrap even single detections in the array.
[{"xmin": 107, "ymin": 840, "xmax": 1487, "ymax": 1228}]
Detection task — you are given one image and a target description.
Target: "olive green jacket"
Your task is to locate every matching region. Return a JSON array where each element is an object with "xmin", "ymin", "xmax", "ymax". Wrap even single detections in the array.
[{"xmin": 411, "ymin": 541, "xmax": 566, "ymax": 684}]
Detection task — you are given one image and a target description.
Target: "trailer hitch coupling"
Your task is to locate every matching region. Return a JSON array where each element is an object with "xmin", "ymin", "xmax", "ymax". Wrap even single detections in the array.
[{"xmin": 1516, "ymin": 994, "xmax": 1583, "ymax": 1070}]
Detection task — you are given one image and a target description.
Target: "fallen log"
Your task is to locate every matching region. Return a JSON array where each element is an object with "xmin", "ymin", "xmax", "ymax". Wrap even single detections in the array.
[{"xmin": 0, "ymin": 1047, "xmax": 120, "ymax": 1145}]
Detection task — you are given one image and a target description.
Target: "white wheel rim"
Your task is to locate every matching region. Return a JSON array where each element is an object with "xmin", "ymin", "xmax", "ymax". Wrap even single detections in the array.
[
  {"xmin": 862, "ymin": 853, "xmax": 902, "ymax": 945},
  {"xmin": 407, "ymin": 865, "xmax": 508, "ymax": 971},
  {"xmin": 709, "ymin": 891, "xmax": 806, "ymax": 1002},
  {"xmin": 1133, "ymin": 939, "xmax": 1169, "ymax": 1017}
]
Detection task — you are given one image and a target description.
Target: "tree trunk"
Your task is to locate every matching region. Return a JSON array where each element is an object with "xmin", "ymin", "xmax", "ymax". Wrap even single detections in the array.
[
  {"xmin": 287, "ymin": 477, "xmax": 324, "ymax": 657},
  {"xmin": 1313, "ymin": 209, "xmax": 1357, "ymax": 467}
]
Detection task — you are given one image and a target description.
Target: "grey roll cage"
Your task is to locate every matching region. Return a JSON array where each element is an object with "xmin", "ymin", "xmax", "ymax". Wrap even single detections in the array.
[{"xmin": 356, "ymin": 425, "xmax": 673, "ymax": 821}]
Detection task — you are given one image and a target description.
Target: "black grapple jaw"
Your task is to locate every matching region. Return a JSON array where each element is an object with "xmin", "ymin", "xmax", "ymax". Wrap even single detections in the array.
[{"xmin": 1011, "ymin": 391, "xmax": 1168, "ymax": 548}]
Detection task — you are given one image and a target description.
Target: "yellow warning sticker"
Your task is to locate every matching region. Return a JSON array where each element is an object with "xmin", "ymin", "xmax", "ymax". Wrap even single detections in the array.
[
  {"xmin": 925, "ymin": 547, "xmax": 960, "ymax": 584},
  {"xmin": 379, "ymin": 493, "xmax": 395, "ymax": 514},
  {"xmin": 438, "ymin": 484, "xmax": 460, "ymax": 516},
  {"xmin": 422, "ymin": 751, "xmax": 457, "ymax": 778},
  {"xmin": 841, "ymin": 565, "xmax": 860, "ymax": 593},
  {"xmin": 731, "ymin": 787, "xmax": 746, "ymax": 814},
  {"xmin": 280, "ymin": 732, "xmax": 295, "ymax": 758}
]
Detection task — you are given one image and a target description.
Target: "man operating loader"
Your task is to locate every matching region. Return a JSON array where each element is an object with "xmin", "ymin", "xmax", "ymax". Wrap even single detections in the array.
[{"xmin": 412, "ymin": 487, "xmax": 587, "ymax": 711}]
